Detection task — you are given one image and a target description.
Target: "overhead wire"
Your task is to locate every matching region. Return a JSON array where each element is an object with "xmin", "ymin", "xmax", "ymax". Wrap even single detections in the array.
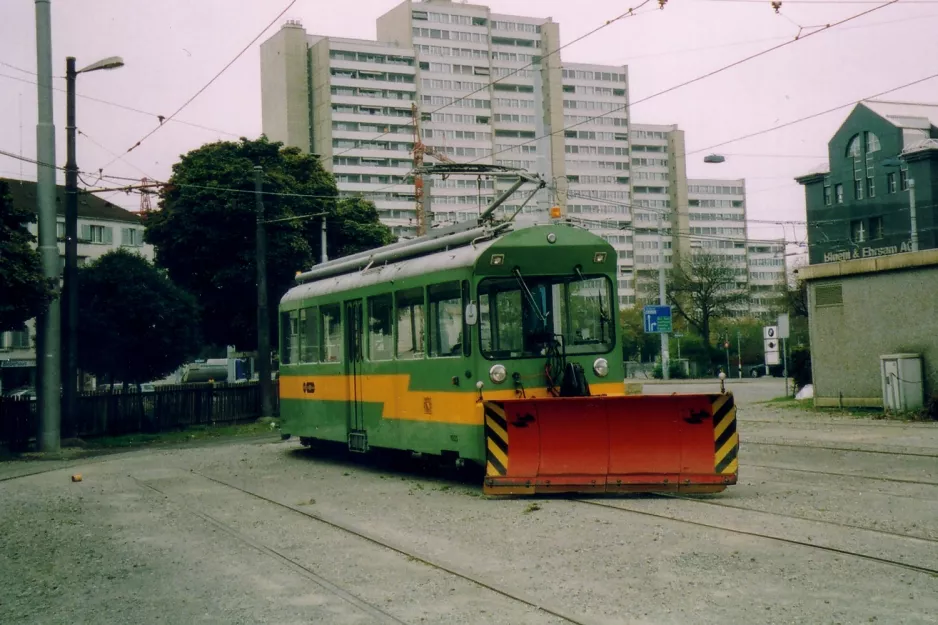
[
  {"xmin": 103, "ymin": 0, "xmax": 298, "ymax": 169},
  {"xmin": 471, "ymin": 0, "xmax": 900, "ymax": 165},
  {"xmin": 0, "ymin": 71, "xmax": 241, "ymax": 138}
]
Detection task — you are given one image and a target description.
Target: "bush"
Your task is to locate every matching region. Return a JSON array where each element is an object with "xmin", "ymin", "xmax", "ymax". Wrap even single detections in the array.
[
  {"xmin": 652, "ymin": 361, "xmax": 688, "ymax": 380},
  {"xmin": 790, "ymin": 347, "xmax": 812, "ymax": 389}
]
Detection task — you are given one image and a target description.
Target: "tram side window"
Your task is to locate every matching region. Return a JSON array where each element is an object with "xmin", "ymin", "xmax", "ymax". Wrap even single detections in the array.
[
  {"xmin": 429, "ymin": 282, "xmax": 462, "ymax": 358},
  {"xmin": 368, "ymin": 294, "xmax": 394, "ymax": 361},
  {"xmin": 321, "ymin": 304, "xmax": 342, "ymax": 362},
  {"xmin": 396, "ymin": 287, "xmax": 425, "ymax": 359},
  {"xmin": 281, "ymin": 311, "xmax": 299, "ymax": 364},
  {"xmin": 300, "ymin": 307, "xmax": 320, "ymax": 362}
]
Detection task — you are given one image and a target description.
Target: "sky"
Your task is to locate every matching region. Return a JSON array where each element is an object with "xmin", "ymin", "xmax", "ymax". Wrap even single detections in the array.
[{"xmin": 2, "ymin": 0, "xmax": 938, "ymax": 258}]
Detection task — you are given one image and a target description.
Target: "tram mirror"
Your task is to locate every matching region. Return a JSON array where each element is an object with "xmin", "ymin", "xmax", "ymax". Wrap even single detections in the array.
[{"xmin": 465, "ymin": 301, "xmax": 479, "ymax": 326}]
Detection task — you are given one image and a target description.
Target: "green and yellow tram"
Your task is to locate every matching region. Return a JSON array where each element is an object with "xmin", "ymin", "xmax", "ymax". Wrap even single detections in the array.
[{"xmin": 279, "ymin": 170, "xmax": 738, "ymax": 495}]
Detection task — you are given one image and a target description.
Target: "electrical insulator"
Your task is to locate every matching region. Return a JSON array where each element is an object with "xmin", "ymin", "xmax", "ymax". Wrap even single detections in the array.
[
  {"xmin": 771, "ymin": 1, "xmax": 782, "ymax": 13},
  {"xmin": 658, "ymin": 0, "xmax": 668, "ymax": 9}
]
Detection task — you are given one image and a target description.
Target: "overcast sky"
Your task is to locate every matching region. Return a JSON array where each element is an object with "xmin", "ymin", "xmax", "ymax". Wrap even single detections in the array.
[{"xmin": 2, "ymin": 0, "xmax": 937, "ymax": 252}]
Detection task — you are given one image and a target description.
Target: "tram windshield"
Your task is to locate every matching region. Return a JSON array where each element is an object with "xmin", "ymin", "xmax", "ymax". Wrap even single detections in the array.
[{"xmin": 478, "ymin": 274, "xmax": 614, "ymax": 359}]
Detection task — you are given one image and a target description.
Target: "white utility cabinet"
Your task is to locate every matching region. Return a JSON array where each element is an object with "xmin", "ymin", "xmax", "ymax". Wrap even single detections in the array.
[{"xmin": 879, "ymin": 354, "xmax": 924, "ymax": 412}]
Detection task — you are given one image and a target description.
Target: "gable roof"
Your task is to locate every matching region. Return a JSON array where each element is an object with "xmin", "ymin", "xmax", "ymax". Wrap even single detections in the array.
[
  {"xmin": 1, "ymin": 177, "xmax": 142, "ymax": 224},
  {"xmin": 860, "ymin": 100, "xmax": 938, "ymax": 150}
]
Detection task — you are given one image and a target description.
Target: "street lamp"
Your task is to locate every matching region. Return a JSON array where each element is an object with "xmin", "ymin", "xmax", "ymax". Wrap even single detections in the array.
[
  {"xmin": 62, "ymin": 55, "xmax": 124, "ymax": 424},
  {"xmin": 881, "ymin": 155, "xmax": 918, "ymax": 252}
]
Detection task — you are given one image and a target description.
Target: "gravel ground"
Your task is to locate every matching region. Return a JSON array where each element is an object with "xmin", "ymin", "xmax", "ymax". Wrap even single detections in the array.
[{"xmin": 2, "ymin": 379, "xmax": 937, "ymax": 625}]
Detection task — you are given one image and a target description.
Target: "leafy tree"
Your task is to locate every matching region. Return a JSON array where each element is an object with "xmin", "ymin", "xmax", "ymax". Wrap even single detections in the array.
[
  {"xmin": 666, "ymin": 252, "xmax": 748, "ymax": 360},
  {"xmin": 620, "ymin": 307, "xmax": 658, "ymax": 362},
  {"xmin": 0, "ymin": 180, "xmax": 54, "ymax": 332},
  {"xmin": 76, "ymin": 249, "xmax": 199, "ymax": 385},
  {"xmin": 144, "ymin": 137, "xmax": 394, "ymax": 351}
]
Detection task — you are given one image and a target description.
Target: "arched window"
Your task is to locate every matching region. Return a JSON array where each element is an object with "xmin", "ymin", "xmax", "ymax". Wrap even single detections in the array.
[
  {"xmin": 846, "ymin": 134, "xmax": 861, "ymax": 157},
  {"xmin": 865, "ymin": 131, "xmax": 881, "ymax": 153}
]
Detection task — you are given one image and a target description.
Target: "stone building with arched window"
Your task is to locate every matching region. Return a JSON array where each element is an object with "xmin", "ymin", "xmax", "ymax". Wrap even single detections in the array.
[{"xmin": 795, "ymin": 101, "xmax": 938, "ymax": 266}]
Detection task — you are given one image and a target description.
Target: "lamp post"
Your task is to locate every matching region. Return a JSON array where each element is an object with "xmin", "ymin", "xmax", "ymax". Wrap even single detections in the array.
[{"xmin": 62, "ymin": 55, "xmax": 124, "ymax": 426}]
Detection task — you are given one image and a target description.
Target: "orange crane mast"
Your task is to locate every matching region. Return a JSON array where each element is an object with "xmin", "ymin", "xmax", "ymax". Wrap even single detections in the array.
[{"xmin": 411, "ymin": 103, "xmax": 455, "ymax": 235}]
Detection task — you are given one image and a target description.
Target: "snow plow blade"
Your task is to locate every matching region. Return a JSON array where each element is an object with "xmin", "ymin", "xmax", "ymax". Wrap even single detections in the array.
[{"xmin": 482, "ymin": 393, "xmax": 738, "ymax": 496}]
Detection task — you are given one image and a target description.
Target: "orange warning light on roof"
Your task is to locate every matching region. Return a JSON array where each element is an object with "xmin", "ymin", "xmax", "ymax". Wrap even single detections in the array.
[{"xmin": 549, "ymin": 206, "xmax": 562, "ymax": 219}]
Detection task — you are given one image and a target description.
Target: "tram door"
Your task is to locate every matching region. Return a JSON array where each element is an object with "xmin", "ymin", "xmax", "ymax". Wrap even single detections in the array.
[{"xmin": 344, "ymin": 299, "xmax": 367, "ymax": 452}]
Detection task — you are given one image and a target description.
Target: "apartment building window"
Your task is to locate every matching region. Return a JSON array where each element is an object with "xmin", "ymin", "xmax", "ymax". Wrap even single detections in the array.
[
  {"xmin": 122, "ymin": 227, "xmax": 144, "ymax": 247},
  {"xmin": 823, "ymin": 185, "xmax": 832, "ymax": 206},
  {"xmin": 81, "ymin": 224, "xmax": 112, "ymax": 244},
  {"xmin": 887, "ymin": 172, "xmax": 897, "ymax": 194},
  {"xmin": 9, "ymin": 328, "xmax": 30, "ymax": 349},
  {"xmin": 853, "ymin": 179, "xmax": 863, "ymax": 201},
  {"xmin": 866, "ymin": 176, "xmax": 875, "ymax": 198},
  {"xmin": 900, "ymin": 169, "xmax": 909, "ymax": 191},
  {"xmin": 850, "ymin": 219, "xmax": 866, "ymax": 243},
  {"xmin": 870, "ymin": 216, "xmax": 884, "ymax": 240},
  {"xmin": 834, "ymin": 184, "xmax": 844, "ymax": 204}
]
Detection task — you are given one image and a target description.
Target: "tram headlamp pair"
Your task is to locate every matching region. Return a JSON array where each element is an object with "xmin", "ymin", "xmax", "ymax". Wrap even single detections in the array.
[{"xmin": 490, "ymin": 360, "xmax": 608, "ymax": 383}]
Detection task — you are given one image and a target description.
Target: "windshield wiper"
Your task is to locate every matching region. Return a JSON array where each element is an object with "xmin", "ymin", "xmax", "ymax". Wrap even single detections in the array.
[{"xmin": 512, "ymin": 268, "xmax": 548, "ymax": 326}]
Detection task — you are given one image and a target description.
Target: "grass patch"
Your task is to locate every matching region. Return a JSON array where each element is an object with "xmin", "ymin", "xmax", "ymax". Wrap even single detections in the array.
[
  {"xmin": 522, "ymin": 502, "xmax": 542, "ymax": 514},
  {"xmin": 761, "ymin": 396, "xmax": 932, "ymax": 421}
]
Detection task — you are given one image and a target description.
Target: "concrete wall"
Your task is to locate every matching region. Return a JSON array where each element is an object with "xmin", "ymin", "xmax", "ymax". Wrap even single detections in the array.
[
  {"xmin": 260, "ymin": 22, "xmax": 310, "ymax": 151},
  {"xmin": 807, "ymin": 260, "xmax": 938, "ymax": 407}
]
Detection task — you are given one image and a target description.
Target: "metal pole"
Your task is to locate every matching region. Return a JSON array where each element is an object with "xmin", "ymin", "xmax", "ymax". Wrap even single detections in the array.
[
  {"xmin": 254, "ymin": 166, "xmax": 273, "ymax": 417},
  {"xmin": 736, "ymin": 328, "xmax": 742, "ymax": 379},
  {"xmin": 657, "ymin": 213, "xmax": 669, "ymax": 380},
  {"xmin": 35, "ymin": 0, "xmax": 60, "ymax": 452},
  {"xmin": 320, "ymin": 216, "xmax": 328, "ymax": 263},
  {"xmin": 909, "ymin": 179, "xmax": 918, "ymax": 252},
  {"xmin": 62, "ymin": 56, "xmax": 79, "ymax": 427},
  {"xmin": 725, "ymin": 339, "xmax": 730, "ymax": 375},
  {"xmin": 782, "ymin": 336, "xmax": 789, "ymax": 396}
]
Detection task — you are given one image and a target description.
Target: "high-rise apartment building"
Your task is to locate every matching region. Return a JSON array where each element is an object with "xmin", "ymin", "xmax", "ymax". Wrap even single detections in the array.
[
  {"xmin": 746, "ymin": 239, "xmax": 788, "ymax": 317},
  {"xmin": 260, "ymin": 0, "xmax": 786, "ymax": 313}
]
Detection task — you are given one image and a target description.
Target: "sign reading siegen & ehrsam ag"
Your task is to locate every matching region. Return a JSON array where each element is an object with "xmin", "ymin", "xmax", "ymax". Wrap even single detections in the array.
[{"xmin": 823, "ymin": 241, "xmax": 913, "ymax": 264}]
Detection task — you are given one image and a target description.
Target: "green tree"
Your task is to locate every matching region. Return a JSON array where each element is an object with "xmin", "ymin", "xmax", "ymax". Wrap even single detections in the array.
[
  {"xmin": 620, "ymin": 307, "xmax": 658, "ymax": 361},
  {"xmin": 76, "ymin": 249, "xmax": 199, "ymax": 384},
  {"xmin": 143, "ymin": 137, "xmax": 394, "ymax": 350},
  {"xmin": 666, "ymin": 252, "xmax": 748, "ymax": 361},
  {"xmin": 0, "ymin": 180, "xmax": 54, "ymax": 332}
]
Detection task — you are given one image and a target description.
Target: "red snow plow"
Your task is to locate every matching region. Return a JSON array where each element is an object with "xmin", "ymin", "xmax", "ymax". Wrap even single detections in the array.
[{"xmin": 482, "ymin": 392, "xmax": 739, "ymax": 495}]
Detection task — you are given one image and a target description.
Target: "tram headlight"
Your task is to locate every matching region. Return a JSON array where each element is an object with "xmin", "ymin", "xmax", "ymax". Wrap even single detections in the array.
[
  {"xmin": 593, "ymin": 357, "xmax": 609, "ymax": 377},
  {"xmin": 489, "ymin": 364, "xmax": 507, "ymax": 384}
]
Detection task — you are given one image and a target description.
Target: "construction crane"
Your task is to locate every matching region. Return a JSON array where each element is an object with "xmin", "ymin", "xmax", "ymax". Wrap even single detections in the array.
[{"xmin": 411, "ymin": 103, "xmax": 455, "ymax": 235}]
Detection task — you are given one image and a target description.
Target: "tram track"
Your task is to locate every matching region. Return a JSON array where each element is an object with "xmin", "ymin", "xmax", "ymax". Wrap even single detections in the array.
[
  {"xmin": 572, "ymin": 498, "xmax": 938, "ymax": 577},
  {"xmin": 656, "ymin": 493, "xmax": 938, "ymax": 545},
  {"xmin": 168, "ymin": 471, "xmax": 593, "ymax": 625},
  {"xmin": 133, "ymin": 477, "xmax": 408, "ymax": 625},
  {"xmin": 742, "ymin": 440, "xmax": 938, "ymax": 458},
  {"xmin": 746, "ymin": 463, "xmax": 938, "ymax": 487}
]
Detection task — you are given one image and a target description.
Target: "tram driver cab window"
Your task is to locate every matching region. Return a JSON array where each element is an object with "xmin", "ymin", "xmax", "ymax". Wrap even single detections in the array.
[{"xmin": 321, "ymin": 304, "xmax": 342, "ymax": 362}]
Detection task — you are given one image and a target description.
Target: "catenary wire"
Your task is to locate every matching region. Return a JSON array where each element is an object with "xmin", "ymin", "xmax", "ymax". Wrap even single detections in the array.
[
  {"xmin": 470, "ymin": 0, "xmax": 900, "ymax": 164},
  {"xmin": 103, "ymin": 0, "xmax": 298, "ymax": 168}
]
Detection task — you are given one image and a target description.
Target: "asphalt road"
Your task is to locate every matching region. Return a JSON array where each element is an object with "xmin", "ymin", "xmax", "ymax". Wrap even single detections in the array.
[{"xmin": 2, "ymin": 381, "xmax": 936, "ymax": 625}]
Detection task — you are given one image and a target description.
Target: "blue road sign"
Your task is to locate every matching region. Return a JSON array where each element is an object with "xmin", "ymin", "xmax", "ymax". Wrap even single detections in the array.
[{"xmin": 643, "ymin": 305, "xmax": 672, "ymax": 334}]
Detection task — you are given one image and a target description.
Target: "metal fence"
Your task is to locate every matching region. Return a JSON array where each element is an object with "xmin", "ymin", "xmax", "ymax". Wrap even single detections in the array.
[{"xmin": 0, "ymin": 382, "xmax": 279, "ymax": 451}]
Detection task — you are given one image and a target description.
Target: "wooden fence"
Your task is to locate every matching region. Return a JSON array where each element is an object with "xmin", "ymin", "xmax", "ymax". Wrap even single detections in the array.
[{"xmin": 0, "ymin": 382, "xmax": 279, "ymax": 451}]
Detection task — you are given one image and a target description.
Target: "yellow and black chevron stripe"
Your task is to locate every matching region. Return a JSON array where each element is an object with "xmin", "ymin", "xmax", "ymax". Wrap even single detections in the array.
[
  {"xmin": 484, "ymin": 401, "xmax": 509, "ymax": 477},
  {"xmin": 712, "ymin": 394, "xmax": 738, "ymax": 475}
]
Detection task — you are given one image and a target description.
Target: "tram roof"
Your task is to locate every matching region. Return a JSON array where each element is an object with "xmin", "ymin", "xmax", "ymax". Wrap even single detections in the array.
[{"xmin": 281, "ymin": 236, "xmax": 496, "ymax": 305}]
